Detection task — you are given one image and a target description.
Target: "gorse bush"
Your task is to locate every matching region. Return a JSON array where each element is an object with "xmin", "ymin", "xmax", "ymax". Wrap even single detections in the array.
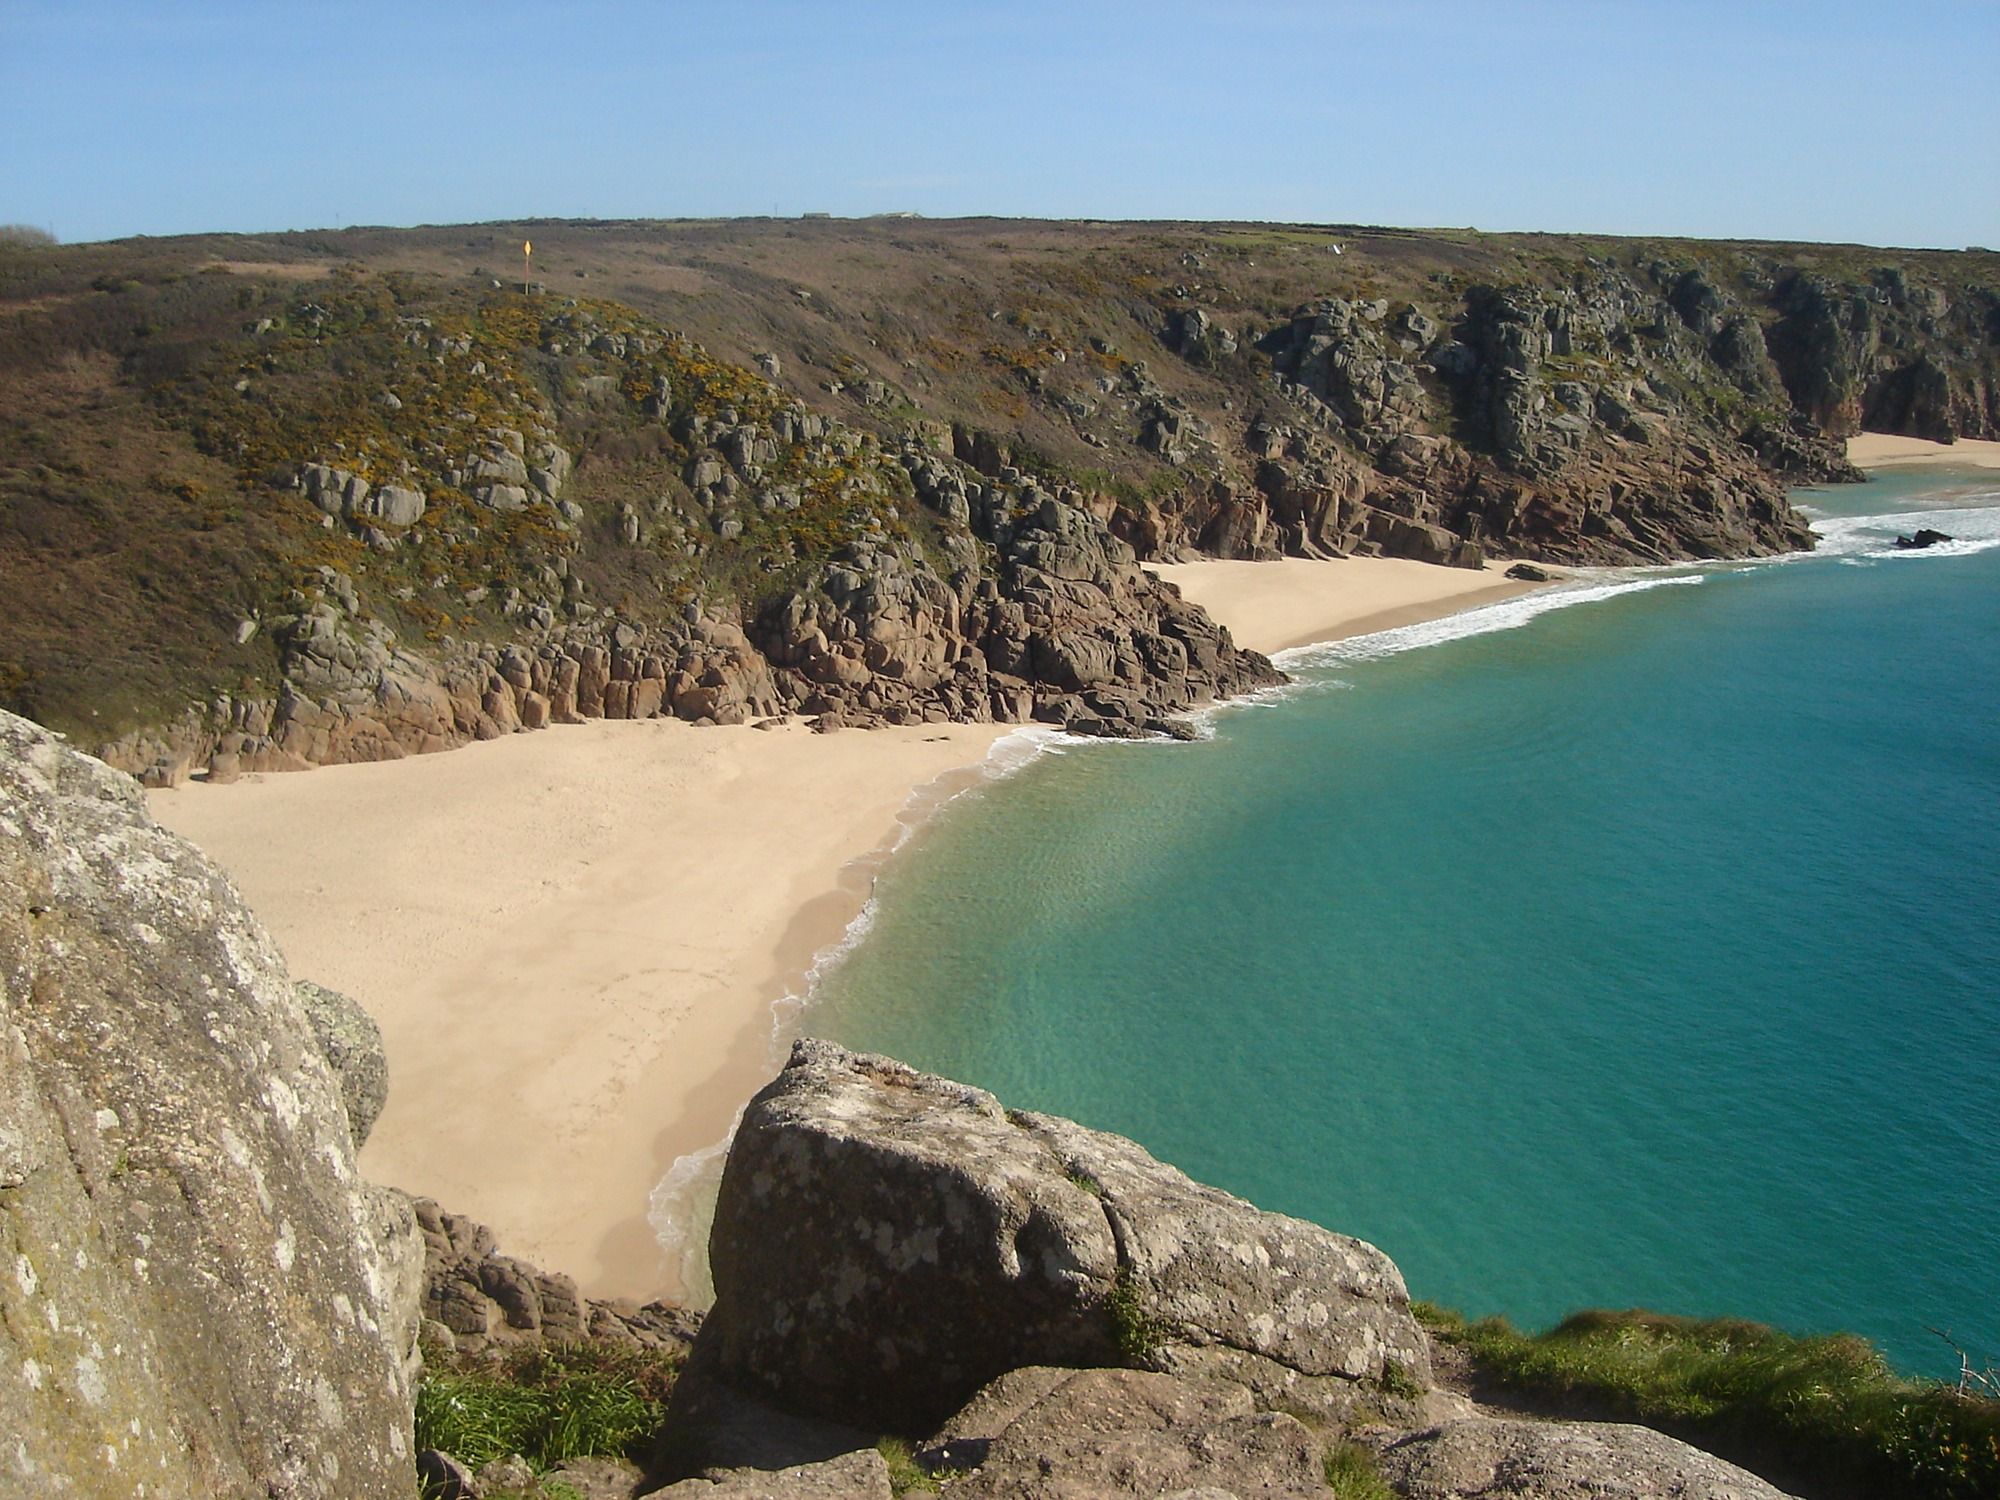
[{"xmin": 1417, "ymin": 1304, "xmax": 2000, "ymax": 1500}]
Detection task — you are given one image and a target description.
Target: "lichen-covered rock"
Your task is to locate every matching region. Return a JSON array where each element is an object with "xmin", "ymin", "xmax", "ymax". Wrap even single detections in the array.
[
  {"xmin": 649, "ymin": 1448, "xmax": 893, "ymax": 1498},
  {"xmin": 925, "ymin": 1366, "xmax": 1327, "ymax": 1498},
  {"xmin": 1375, "ymin": 1417, "xmax": 1800, "ymax": 1499},
  {"xmin": 296, "ymin": 980, "xmax": 388, "ymax": 1148},
  {"xmin": 693, "ymin": 1039, "xmax": 1427, "ymax": 1432},
  {"xmin": 0, "ymin": 709, "xmax": 423, "ymax": 1498}
]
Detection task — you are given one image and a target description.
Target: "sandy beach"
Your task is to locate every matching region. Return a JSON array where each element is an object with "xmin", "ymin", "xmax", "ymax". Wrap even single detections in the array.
[
  {"xmin": 1849, "ymin": 432, "xmax": 2000, "ymax": 470},
  {"xmin": 1150, "ymin": 556, "xmax": 1541, "ymax": 656},
  {"xmin": 151, "ymin": 717, "xmax": 1007, "ymax": 1299},
  {"xmin": 146, "ymin": 557, "xmax": 1550, "ymax": 1304}
]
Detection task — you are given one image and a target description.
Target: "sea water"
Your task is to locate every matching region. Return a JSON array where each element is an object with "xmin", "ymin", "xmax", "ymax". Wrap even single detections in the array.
[{"xmin": 805, "ymin": 467, "xmax": 2000, "ymax": 1378}]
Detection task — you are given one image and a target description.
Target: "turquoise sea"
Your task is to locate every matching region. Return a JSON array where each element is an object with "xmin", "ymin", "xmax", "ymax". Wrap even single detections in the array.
[{"xmin": 804, "ymin": 467, "xmax": 2000, "ymax": 1379}]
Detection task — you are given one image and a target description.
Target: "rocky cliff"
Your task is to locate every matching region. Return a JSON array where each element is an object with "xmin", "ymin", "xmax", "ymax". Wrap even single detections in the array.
[
  {"xmin": 651, "ymin": 1040, "xmax": 1800, "ymax": 1499},
  {"xmin": 0, "ymin": 709, "xmax": 424, "ymax": 1497},
  {"xmin": 0, "ymin": 220, "xmax": 1993, "ymax": 770}
]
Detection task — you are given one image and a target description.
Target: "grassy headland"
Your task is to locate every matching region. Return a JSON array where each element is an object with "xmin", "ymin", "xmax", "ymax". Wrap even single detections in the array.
[{"xmin": 1418, "ymin": 1304, "xmax": 2000, "ymax": 1500}]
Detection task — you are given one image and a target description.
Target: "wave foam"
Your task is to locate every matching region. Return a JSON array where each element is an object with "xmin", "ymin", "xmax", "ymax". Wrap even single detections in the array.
[
  {"xmin": 1276, "ymin": 574, "xmax": 1707, "ymax": 668},
  {"xmin": 645, "ymin": 1109, "xmax": 741, "ymax": 1308},
  {"xmin": 1809, "ymin": 501, "xmax": 2000, "ymax": 563}
]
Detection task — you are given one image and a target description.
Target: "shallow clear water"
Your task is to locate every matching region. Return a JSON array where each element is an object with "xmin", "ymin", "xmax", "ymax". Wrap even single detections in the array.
[{"xmin": 808, "ymin": 468, "xmax": 2000, "ymax": 1377}]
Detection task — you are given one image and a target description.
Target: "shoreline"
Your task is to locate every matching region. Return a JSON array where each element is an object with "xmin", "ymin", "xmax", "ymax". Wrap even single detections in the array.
[
  {"xmin": 1848, "ymin": 431, "xmax": 2000, "ymax": 471},
  {"xmin": 150, "ymin": 716, "xmax": 1009, "ymax": 1301},
  {"xmin": 145, "ymin": 557, "xmax": 1556, "ymax": 1304},
  {"xmin": 1150, "ymin": 556, "xmax": 1545, "ymax": 656}
]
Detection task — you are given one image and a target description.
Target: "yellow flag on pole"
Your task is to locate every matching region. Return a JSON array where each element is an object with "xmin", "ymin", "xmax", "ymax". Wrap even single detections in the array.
[{"xmin": 523, "ymin": 241, "xmax": 532, "ymax": 256}]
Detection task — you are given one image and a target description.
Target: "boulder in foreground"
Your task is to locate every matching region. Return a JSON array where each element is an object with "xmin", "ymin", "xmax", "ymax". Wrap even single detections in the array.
[{"xmin": 693, "ymin": 1038, "xmax": 1430, "ymax": 1433}]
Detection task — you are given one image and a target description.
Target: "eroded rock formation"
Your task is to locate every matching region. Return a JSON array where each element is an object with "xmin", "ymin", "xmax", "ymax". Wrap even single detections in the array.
[{"xmin": 413, "ymin": 1197, "xmax": 698, "ymax": 1362}]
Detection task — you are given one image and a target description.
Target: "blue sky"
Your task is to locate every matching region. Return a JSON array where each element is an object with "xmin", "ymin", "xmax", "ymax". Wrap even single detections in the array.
[{"xmin": 5, "ymin": 1, "xmax": 1996, "ymax": 247}]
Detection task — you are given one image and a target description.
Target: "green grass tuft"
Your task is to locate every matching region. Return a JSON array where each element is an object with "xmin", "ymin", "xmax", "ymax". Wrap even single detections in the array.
[
  {"xmin": 1376, "ymin": 1356, "xmax": 1423, "ymax": 1402},
  {"xmin": 1064, "ymin": 1166, "xmax": 1104, "ymax": 1197},
  {"xmin": 1419, "ymin": 1305, "xmax": 2000, "ymax": 1500},
  {"xmin": 876, "ymin": 1436, "xmax": 940, "ymax": 1495},
  {"xmin": 1104, "ymin": 1270, "xmax": 1165, "ymax": 1367},
  {"xmin": 413, "ymin": 1342, "xmax": 680, "ymax": 1479},
  {"xmin": 1323, "ymin": 1440, "xmax": 1397, "ymax": 1499}
]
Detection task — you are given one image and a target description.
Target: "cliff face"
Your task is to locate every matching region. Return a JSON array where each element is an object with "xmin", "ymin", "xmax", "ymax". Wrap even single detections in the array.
[
  {"xmin": 0, "ymin": 221, "xmax": 1993, "ymax": 768},
  {"xmin": 1112, "ymin": 256, "xmax": 1994, "ymax": 569},
  {"xmin": 0, "ymin": 710, "xmax": 423, "ymax": 1498},
  {"xmin": 1152, "ymin": 273, "xmax": 1827, "ymax": 567},
  {"xmin": 1765, "ymin": 265, "xmax": 1999, "ymax": 440}
]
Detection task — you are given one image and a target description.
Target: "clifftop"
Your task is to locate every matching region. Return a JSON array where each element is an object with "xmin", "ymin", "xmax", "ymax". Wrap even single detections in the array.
[{"xmin": 2, "ymin": 219, "xmax": 1994, "ymax": 768}]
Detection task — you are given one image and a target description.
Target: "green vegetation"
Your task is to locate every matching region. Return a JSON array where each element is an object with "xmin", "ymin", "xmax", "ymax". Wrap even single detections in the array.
[
  {"xmin": 876, "ymin": 1436, "xmax": 940, "ymax": 1495},
  {"xmin": 2, "ymin": 217, "xmax": 1993, "ymax": 753},
  {"xmin": 1375, "ymin": 1356, "xmax": 1423, "ymax": 1403},
  {"xmin": 412, "ymin": 1342, "xmax": 680, "ymax": 1480},
  {"xmin": 1104, "ymin": 1270, "xmax": 1165, "ymax": 1367},
  {"xmin": 1322, "ymin": 1440, "xmax": 1397, "ymax": 1500},
  {"xmin": 1417, "ymin": 1304, "xmax": 2000, "ymax": 1500}
]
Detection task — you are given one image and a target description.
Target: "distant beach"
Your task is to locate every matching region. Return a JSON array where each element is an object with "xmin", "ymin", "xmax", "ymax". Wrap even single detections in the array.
[
  {"xmin": 1849, "ymin": 431, "xmax": 2000, "ymax": 469},
  {"xmin": 1151, "ymin": 556, "xmax": 1542, "ymax": 655}
]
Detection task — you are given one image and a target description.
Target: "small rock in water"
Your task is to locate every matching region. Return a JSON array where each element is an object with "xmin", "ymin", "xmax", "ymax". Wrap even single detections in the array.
[{"xmin": 1893, "ymin": 528, "xmax": 1952, "ymax": 550}]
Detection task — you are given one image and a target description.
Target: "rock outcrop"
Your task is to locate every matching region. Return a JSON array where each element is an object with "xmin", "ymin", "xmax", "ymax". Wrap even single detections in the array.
[
  {"xmin": 649, "ymin": 1448, "xmax": 894, "ymax": 1498},
  {"xmin": 89, "ymin": 303, "xmax": 1283, "ymax": 777},
  {"xmin": 1375, "ymin": 1417, "xmax": 1797, "ymax": 1499},
  {"xmin": 924, "ymin": 1366, "xmax": 1328, "ymax": 1498},
  {"xmin": 1188, "ymin": 279, "xmax": 1827, "ymax": 569},
  {"xmin": 413, "ymin": 1197, "xmax": 698, "ymax": 1361},
  {"xmin": 657, "ymin": 1040, "xmax": 1799, "ymax": 1499},
  {"xmin": 0, "ymin": 709, "xmax": 424, "ymax": 1497},
  {"xmin": 296, "ymin": 980, "xmax": 388, "ymax": 1149},
  {"xmin": 688, "ymin": 1039, "xmax": 1428, "ymax": 1435}
]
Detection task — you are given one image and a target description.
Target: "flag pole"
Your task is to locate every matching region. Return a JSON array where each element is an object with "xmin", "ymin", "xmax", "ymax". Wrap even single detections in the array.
[{"xmin": 522, "ymin": 239, "xmax": 532, "ymax": 294}]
